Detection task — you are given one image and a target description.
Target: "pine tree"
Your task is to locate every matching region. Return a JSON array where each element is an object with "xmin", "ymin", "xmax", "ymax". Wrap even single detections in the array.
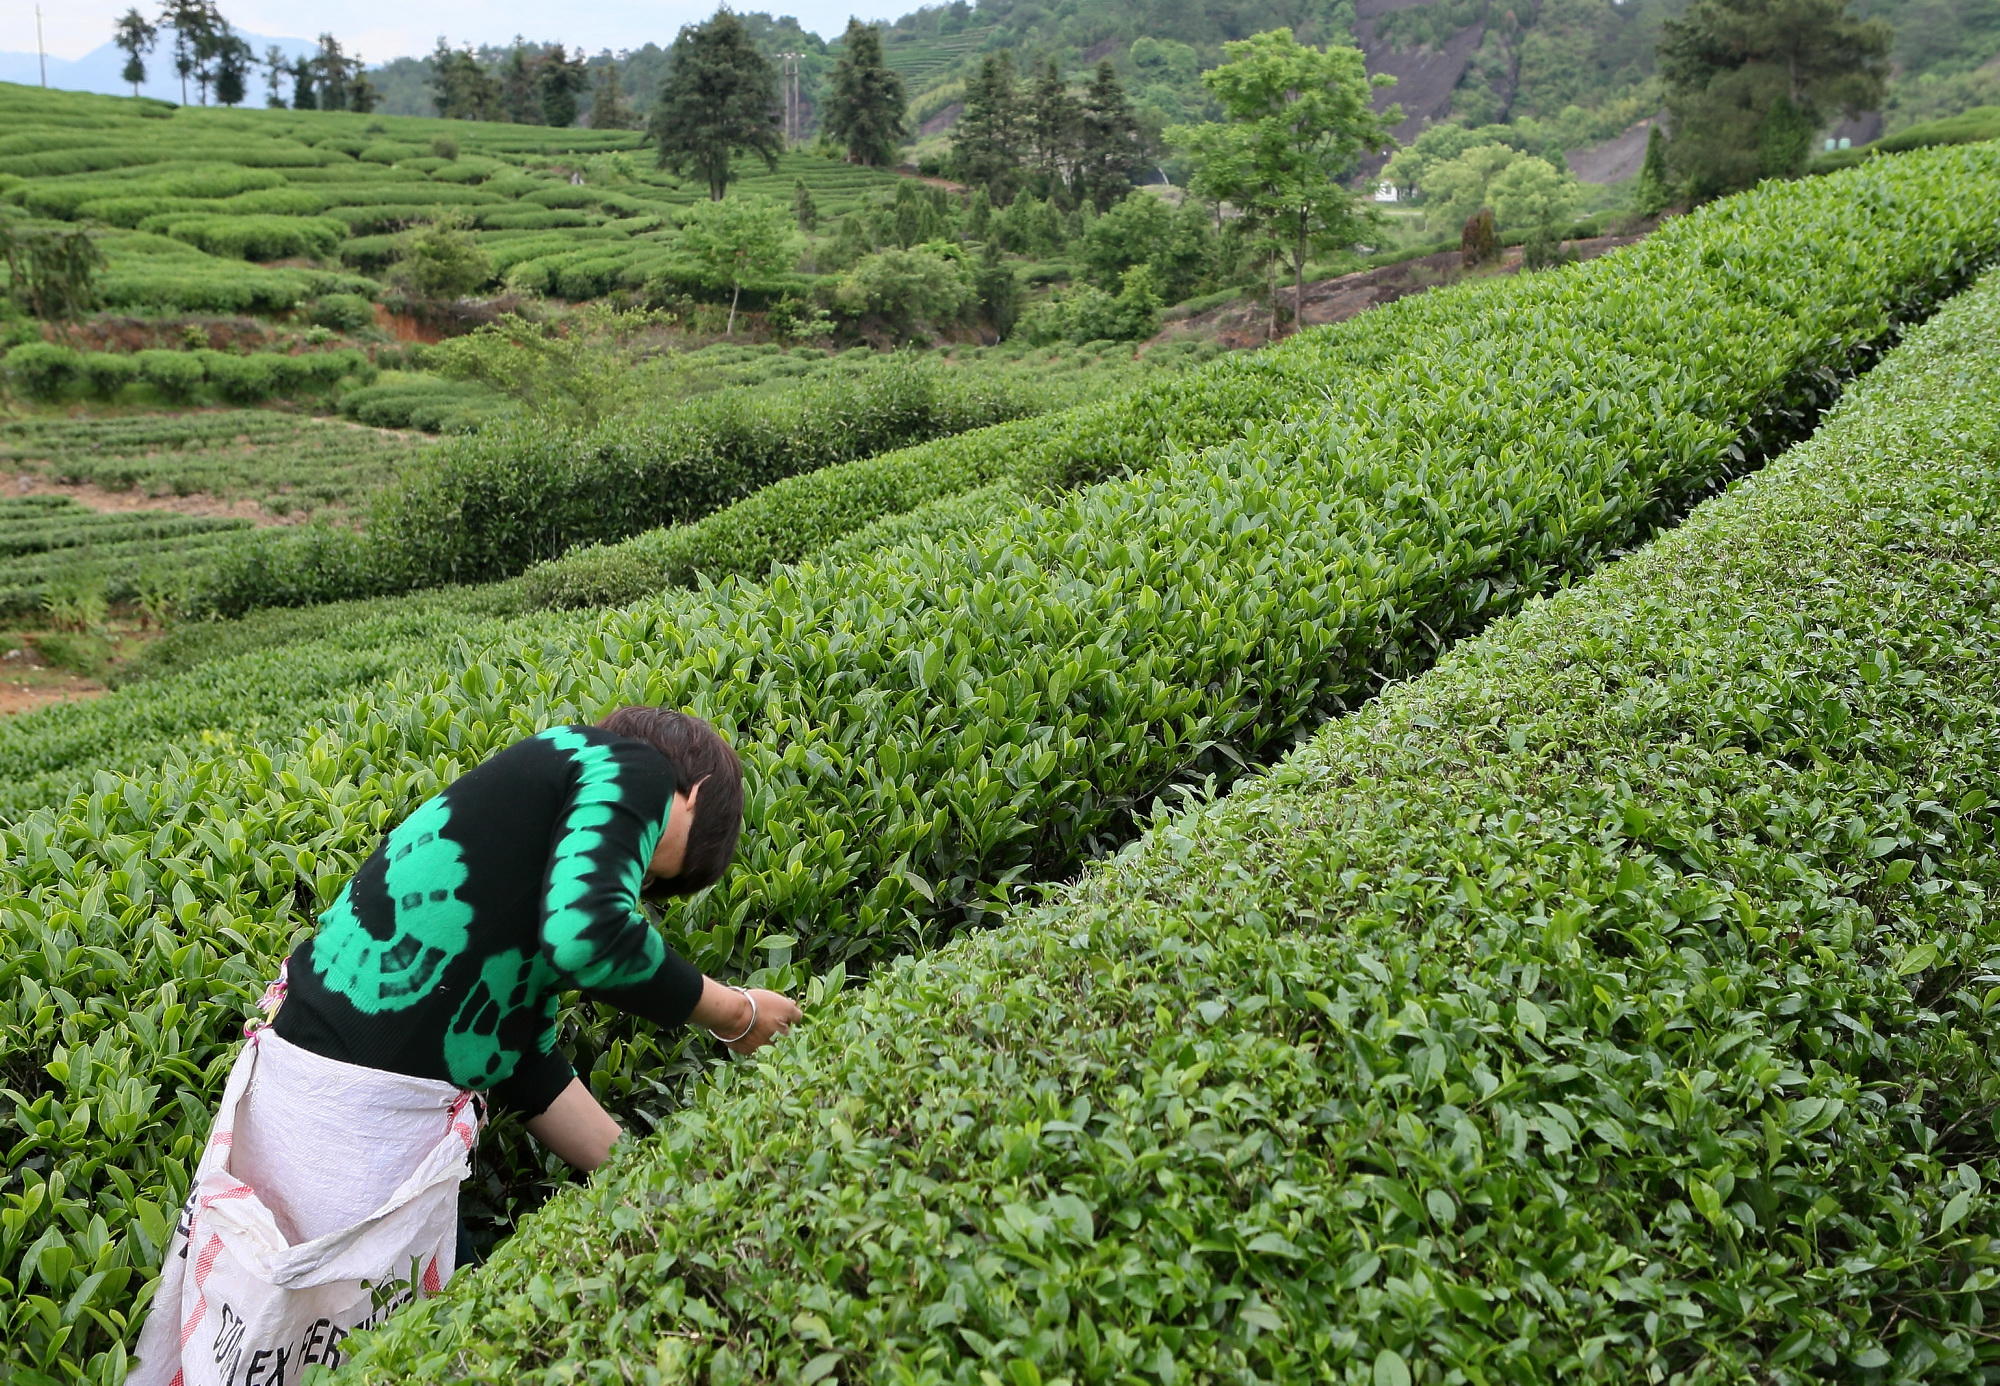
[
  {"xmin": 314, "ymin": 34, "xmax": 350, "ymax": 111},
  {"xmin": 499, "ymin": 44, "xmax": 541, "ymax": 124},
  {"xmin": 1025, "ymin": 60, "xmax": 1082, "ymax": 205},
  {"xmin": 648, "ymin": 12, "xmax": 782, "ymax": 201},
  {"xmin": 156, "ymin": 0, "xmax": 214, "ymax": 105},
  {"xmin": 1633, "ymin": 123, "xmax": 1672, "ymax": 215},
  {"xmin": 113, "ymin": 9, "xmax": 158, "ymax": 97},
  {"xmin": 290, "ymin": 56, "xmax": 316, "ymax": 110},
  {"xmin": 213, "ymin": 33, "xmax": 251, "ymax": 106},
  {"xmin": 539, "ymin": 45, "xmax": 588, "ymax": 127},
  {"xmin": 432, "ymin": 42, "xmax": 498, "ymax": 121},
  {"xmin": 793, "ymin": 179, "xmax": 819, "ymax": 231},
  {"xmin": 589, "ymin": 60, "xmax": 636, "ymax": 129},
  {"xmin": 349, "ymin": 65, "xmax": 380, "ymax": 114},
  {"xmin": 824, "ymin": 19, "xmax": 909, "ymax": 166},
  {"xmin": 1075, "ymin": 60, "xmax": 1146, "ymax": 213},
  {"xmin": 950, "ymin": 52, "xmax": 1024, "ymax": 204}
]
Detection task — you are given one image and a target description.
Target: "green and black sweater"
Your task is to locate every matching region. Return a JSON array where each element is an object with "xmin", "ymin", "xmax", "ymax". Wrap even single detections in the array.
[{"xmin": 275, "ymin": 725, "xmax": 704, "ymax": 1116}]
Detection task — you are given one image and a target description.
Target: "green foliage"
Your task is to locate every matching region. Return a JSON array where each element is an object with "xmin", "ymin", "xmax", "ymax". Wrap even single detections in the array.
[
  {"xmin": 3, "ymin": 342, "xmax": 85, "ymax": 400},
  {"xmin": 646, "ymin": 12, "xmax": 783, "ymax": 201},
  {"xmin": 0, "ymin": 223, "xmax": 105, "ymax": 321},
  {"xmin": 337, "ymin": 374, "xmax": 505, "ymax": 433},
  {"xmin": 824, "ymin": 20, "xmax": 909, "ymax": 166},
  {"xmin": 673, "ymin": 196, "xmax": 798, "ymax": 335},
  {"xmin": 1662, "ymin": 0, "xmax": 1894, "ymax": 200},
  {"xmin": 389, "ymin": 213, "xmax": 493, "ymax": 300},
  {"xmin": 6, "ymin": 148, "xmax": 2000, "ymax": 1386},
  {"xmin": 198, "ymin": 352, "xmax": 1054, "ymax": 613},
  {"xmin": 0, "ymin": 411, "xmax": 426, "ymax": 514},
  {"xmin": 1169, "ymin": 28, "xmax": 1397, "ymax": 330},
  {"xmin": 309, "ymin": 290, "xmax": 376, "ymax": 330},
  {"xmin": 1017, "ymin": 264, "xmax": 1163, "ymax": 344},
  {"xmin": 835, "ymin": 244, "xmax": 978, "ymax": 336},
  {"xmin": 1633, "ymin": 122, "xmax": 1673, "ymax": 214},
  {"xmin": 426, "ymin": 307, "xmax": 670, "ymax": 428},
  {"xmin": 347, "ymin": 269, "xmax": 2000, "ymax": 1382}
]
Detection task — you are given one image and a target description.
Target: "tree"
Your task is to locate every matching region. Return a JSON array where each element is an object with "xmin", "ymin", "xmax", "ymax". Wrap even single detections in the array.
[
  {"xmin": 261, "ymin": 44, "xmax": 287, "ymax": 107},
  {"xmin": 1025, "ymin": 59, "xmax": 1081, "ymax": 203},
  {"xmin": 1074, "ymin": 60, "xmax": 1145, "ymax": 213},
  {"xmin": 499, "ymin": 44, "xmax": 540, "ymax": 124},
  {"xmin": 157, "ymin": 0, "xmax": 219, "ymax": 105},
  {"xmin": 213, "ymin": 32, "xmax": 252, "ymax": 106},
  {"xmin": 1168, "ymin": 29, "xmax": 1397, "ymax": 337},
  {"xmin": 431, "ymin": 41, "xmax": 498, "ymax": 121},
  {"xmin": 539, "ymin": 45, "xmax": 588, "ymax": 127},
  {"xmin": 314, "ymin": 34, "xmax": 351, "ymax": 111},
  {"xmin": 428, "ymin": 306, "xmax": 666, "ymax": 429},
  {"xmin": 648, "ymin": 12, "xmax": 782, "ymax": 201},
  {"xmin": 825, "ymin": 20, "xmax": 908, "ymax": 165},
  {"xmin": 349, "ymin": 64, "xmax": 380, "ymax": 115},
  {"xmin": 113, "ymin": 9, "xmax": 158, "ymax": 97},
  {"xmin": 835, "ymin": 245, "xmax": 977, "ymax": 339},
  {"xmin": 1633, "ymin": 123, "xmax": 1672, "ymax": 214},
  {"xmin": 0, "ymin": 225, "xmax": 105, "ymax": 323},
  {"xmin": 391, "ymin": 214, "xmax": 493, "ymax": 301},
  {"xmin": 793, "ymin": 179, "xmax": 819, "ymax": 231},
  {"xmin": 589, "ymin": 60, "xmax": 636, "ymax": 129},
  {"xmin": 676, "ymin": 196, "xmax": 797, "ymax": 335},
  {"xmin": 1487, "ymin": 154, "xmax": 1580, "ymax": 263},
  {"xmin": 950, "ymin": 52, "xmax": 1025, "ymax": 203},
  {"xmin": 290, "ymin": 57, "xmax": 316, "ymax": 110},
  {"xmin": 1420, "ymin": 143, "xmax": 1533, "ymax": 233},
  {"xmin": 1660, "ymin": 0, "xmax": 1892, "ymax": 199}
]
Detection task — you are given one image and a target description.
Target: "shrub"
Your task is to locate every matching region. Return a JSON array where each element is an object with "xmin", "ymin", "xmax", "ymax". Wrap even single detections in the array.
[
  {"xmin": 1462, "ymin": 206, "xmax": 1499, "ymax": 266},
  {"xmin": 431, "ymin": 135, "xmax": 460, "ymax": 161},
  {"xmin": 3, "ymin": 341, "xmax": 83, "ymax": 399},
  {"xmin": 80, "ymin": 351, "xmax": 138, "ymax": 398},
  {"xmin": 389, "ymin": 215, "xmax": 494, "ymax": 300},
  {"xmin": 132, "ymin": 347, "xmax": 204, "ymax": 402},
  {"xmin": 310, "ymin": 292, "xmax": 377, "ymax": 332}
]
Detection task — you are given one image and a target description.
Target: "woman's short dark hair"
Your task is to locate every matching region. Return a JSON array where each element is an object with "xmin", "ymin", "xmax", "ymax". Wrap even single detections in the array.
[{"xmin": 598, "ymin": 706, "xmax": 743, "ymax": 895}]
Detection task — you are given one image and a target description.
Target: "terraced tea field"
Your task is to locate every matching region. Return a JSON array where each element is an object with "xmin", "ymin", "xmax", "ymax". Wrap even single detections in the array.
[{"xmin": 5, "ymin": 142, "xmax": 2000, "ymax": 1385}]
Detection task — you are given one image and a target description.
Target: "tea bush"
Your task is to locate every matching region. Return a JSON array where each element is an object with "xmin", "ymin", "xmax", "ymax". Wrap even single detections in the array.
[{"xmin": 346, "ymin": 265, "xmax": 2000, "ymax": 1384}]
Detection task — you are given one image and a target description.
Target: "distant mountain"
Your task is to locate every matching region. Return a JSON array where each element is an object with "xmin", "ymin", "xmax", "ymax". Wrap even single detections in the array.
[{"xmin": 0, "ymin": 31, "xmax": 317, "ymax": 106}]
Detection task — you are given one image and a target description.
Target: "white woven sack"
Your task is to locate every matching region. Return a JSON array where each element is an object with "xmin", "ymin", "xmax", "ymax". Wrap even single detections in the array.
[{"xmin": 127, "ymin": 1028, "xmax": 482, "ymax": 1386}]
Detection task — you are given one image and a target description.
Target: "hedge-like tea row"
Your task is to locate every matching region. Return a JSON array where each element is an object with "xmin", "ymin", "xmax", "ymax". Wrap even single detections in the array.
[
  {"xmin": 344, "ymin": 265, "xmax": 2000, "ymax": 1386},
  {"xmin": 5, "ymin": 149, "xmax": 1999, "ymax": 1386},
  {"xmin": 3, "ymin": 342, "xmax": 371, "ymax": 404},
  {"xmin": 188, "ymin": 351, "xmax": 1128, "ymax": 615}
]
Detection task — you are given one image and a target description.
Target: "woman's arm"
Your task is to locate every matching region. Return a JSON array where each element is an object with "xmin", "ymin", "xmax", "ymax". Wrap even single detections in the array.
[{"xmin": 526, "ymin": 977, "xmax": 802, "ymax": 1170}]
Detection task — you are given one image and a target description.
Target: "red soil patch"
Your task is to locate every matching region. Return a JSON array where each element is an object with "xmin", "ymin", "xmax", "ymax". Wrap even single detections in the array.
[{"xmin": 0, "ymin": 640, "xmax": 104, "ymax": 716}]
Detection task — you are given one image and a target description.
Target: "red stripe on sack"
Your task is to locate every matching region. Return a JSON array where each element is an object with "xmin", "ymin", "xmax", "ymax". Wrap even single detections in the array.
[
  {"xmin": 179, "ymin": 1292, "xmax": 206, "ymax": 1348},
  {"xmin": 210, "ymin": 1131, "xmax": 233, "ymax": 1148},
  {"xmin": 454, "ymin": 1120, "xmax": 475, "ymax": 1149},
  {"xmin": 193, "ymin": 1233, "xmax": 224, "ymax": 1287},
  {"xmin": 199, "ymin": 1183, "xmax": 254, "ymax": 1212},
  {"xmin": 422, "ymin": 1255, "xmax": 442, "ymax": 1296},
  {"xmin": 169, "ymin": 1372, "xmax": 184, "ymax": 1386}
]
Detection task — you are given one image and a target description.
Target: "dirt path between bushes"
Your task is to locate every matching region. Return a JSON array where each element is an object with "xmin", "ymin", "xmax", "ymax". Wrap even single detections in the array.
[{"xmin": 0, "ymin": 472, "xmax": 310, "ymax": 525}]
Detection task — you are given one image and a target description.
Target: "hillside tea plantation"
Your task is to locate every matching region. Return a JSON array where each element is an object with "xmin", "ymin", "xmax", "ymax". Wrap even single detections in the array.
[
  {"xmin": 348, "ymin": 265, "xmax": 2000, "ymax": 1383},
  {"xmin": 3, "ymin": 144, "xmax": 1999, "ymax": 1384}
]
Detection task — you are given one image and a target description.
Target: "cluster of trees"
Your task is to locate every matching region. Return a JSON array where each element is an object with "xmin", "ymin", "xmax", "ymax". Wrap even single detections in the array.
[
  {"xmin": 950, "ymin": 55, "xmax": 1149, "ymax": 212},
  {"xmin": 428, "ymin": 41, "xmax": 593, "ymax": 127},
  {"xmin": 110, "ymin": 6, "xmax": 377, "ymax": 111},
  {"xmin": 1659, "ymin": 0, "xmax": 1892, "ymax": 197}
]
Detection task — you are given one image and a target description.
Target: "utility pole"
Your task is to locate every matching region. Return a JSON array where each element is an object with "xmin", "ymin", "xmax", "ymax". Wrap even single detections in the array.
[
  {"xmin": 779, "ymin": 52, "xmax": 802, "ymax": 145},
  {"xmin": 37, "ymin": 4, "xmax": 48, "ymax": 87}
]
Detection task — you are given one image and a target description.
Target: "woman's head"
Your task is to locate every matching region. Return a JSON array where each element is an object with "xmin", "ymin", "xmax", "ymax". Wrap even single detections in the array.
[{"xmin": 598, "ymin": 706, "xmax": 743, "ymax": 895}]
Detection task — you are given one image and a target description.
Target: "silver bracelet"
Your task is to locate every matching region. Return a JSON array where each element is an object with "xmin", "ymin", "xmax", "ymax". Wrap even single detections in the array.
[{"xmin": 707, "ymin": 986, "xmax": 757, "ymax": 1044}]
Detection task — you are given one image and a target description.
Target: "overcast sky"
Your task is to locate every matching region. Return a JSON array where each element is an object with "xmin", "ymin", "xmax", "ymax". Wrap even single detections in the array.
[{"xmin": 16, "ymin": 1, "xmax": 914, "ymax": 62}]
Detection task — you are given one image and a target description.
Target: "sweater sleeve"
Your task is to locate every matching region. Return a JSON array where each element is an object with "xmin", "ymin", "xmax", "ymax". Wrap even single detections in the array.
[{"xmin": 536, "ymin": 728, "xmax": 706, "ymax": 1030}]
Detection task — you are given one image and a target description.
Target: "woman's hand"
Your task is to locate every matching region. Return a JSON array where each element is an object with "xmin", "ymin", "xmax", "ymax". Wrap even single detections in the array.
[{"xmin": 692, "ymin": 976, "xmax": 802, "ymax": 1056}]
